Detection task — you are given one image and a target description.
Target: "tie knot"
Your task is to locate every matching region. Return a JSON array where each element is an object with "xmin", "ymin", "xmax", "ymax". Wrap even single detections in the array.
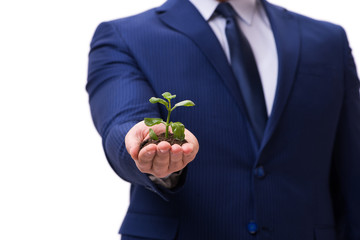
[{"xmin": 215, "ymin": 2, "xmax": 237, "ymax": 19}]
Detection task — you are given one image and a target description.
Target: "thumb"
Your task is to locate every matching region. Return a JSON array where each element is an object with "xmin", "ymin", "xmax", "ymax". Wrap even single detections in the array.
[
  {"xmin": 128, "ymin": 144, "xmax": 140, "ymax": 161},
  {"xmin": 125, "ymin": 122, "xmax": 147, "ymax": 161},
  {"xmin": 125, "ymin": 134, "xmax": 141, "ymax": 161}
]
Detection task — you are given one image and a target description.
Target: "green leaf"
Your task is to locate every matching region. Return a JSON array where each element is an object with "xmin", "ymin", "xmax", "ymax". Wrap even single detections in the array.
[
  {"xmin": 172, "ymin": 100, "xmax": 195, "ymax": 111},
  {"xmin": 170, "ymin": 122, "xmax": 185, "ymax": 141},
  {"xmin": 149, "ymin": 128, "xmax": 158, "ymax": 140},
  {"xmin": 144, "ymin": 118, "xmax": 163, "ymax": 126},
  {"xmin": 149, "ymin": 97, "xmax": 168, "ymax": 108},
  {"xmin": 162, "ymin": 92, "xmax": 176, "ymax": 100}
]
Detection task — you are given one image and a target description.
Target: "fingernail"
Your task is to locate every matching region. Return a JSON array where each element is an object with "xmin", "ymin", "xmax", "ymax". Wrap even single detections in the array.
[{"xmin": 147, "ymin": 150, "xmax": 155, "ymax": 155}]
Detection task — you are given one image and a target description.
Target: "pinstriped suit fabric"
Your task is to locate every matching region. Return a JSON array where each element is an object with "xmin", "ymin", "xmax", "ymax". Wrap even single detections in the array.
[{"xmin": 87, "ymin": 0, "xmax": 360, "ymax": 239}]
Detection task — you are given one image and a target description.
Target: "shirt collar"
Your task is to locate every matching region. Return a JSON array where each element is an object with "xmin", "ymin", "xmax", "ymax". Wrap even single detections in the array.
[{"xmin": 189, "ymin": 0, "xmax": 257, "ymax": 25}]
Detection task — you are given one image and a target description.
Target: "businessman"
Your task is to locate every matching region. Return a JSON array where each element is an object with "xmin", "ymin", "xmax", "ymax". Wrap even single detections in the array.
[{"xmin": 87, "ymin": 0, "xmax": 360, "ymax": 239}]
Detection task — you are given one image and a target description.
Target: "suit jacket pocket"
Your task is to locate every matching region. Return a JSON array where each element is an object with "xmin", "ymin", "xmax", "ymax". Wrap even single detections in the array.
[
  {"xmin": 314, "ymin": 226, "xmax": 336, "ymax": 240},
  {"xmin": 119, "ymin": 212, "xmax": 179, "ymax": 240}
]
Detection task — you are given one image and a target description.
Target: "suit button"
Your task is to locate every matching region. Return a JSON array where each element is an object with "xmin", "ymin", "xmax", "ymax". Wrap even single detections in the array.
[
  {"xmin": 247, "ymin": 221, "xmax": 258, "ymax": 235},
  {"xmin": 254, "ymin": 166, "xmax": 266, "ymax": 178}
]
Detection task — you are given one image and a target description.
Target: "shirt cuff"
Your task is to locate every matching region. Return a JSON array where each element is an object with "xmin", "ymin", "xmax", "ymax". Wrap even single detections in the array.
[{"xmin": 148, "ymin": 170, "xmax": 183, "ymax": 189}]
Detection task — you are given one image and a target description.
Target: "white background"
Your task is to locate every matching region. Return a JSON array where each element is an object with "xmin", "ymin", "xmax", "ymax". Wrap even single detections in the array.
[{"xmin": 0, "ymin": 0, "xmax": 359, "ymax": 239}]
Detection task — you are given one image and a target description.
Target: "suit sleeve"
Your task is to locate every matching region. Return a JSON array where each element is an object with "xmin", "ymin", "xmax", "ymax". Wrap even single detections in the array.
[
  {"xmin": 331, "ymin": 27, "xmax": 360, "ymax": 240},
  {"xmin": 87, "ymin": 21, "xmax": 185, "ymax": 201}
]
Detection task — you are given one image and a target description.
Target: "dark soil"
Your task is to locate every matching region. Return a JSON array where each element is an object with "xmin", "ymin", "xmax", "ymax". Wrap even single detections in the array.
[{"xmin": 140, "ymin": 133, "xmax": 187, "ymax": 150}]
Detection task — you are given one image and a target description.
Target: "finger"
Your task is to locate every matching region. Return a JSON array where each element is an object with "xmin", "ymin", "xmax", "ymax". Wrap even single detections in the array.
[
  {"xmin": 184, "ymin": 129, "xmax": 199, "ymax": 150},
  {"xmin": 136, "ymin": 144, "xmax": 157, "ymax": 173},
  {"xmin": 182, "ymin": 143, "xmax": 197, "ymax": 165},
  {"xmin": 152, "ymin": 141, "xmax": 171, "ymax": 178},
  {"xmin": 169, "ymin": 144, "xmax": 183, "ymax": 172},
  {"xmin": 182, "ymin": 142, "xmax": 194, "ymax": 155}
]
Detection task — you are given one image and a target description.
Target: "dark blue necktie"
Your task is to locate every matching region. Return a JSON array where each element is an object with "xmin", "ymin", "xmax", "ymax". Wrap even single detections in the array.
[{"xmin": 216, "ymin": 2, "xmax": 268, "ymax": 143}]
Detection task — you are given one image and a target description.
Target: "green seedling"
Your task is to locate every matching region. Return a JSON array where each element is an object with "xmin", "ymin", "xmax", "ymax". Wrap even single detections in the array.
[{"xmin": 144, "ymin": 92, "xmax": 195, "ymax": 141}]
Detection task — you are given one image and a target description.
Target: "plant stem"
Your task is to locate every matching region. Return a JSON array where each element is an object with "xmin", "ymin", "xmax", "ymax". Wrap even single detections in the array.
[{"xmin": 165, "ymin": 99, "xmax": 172, "ymax": 138}]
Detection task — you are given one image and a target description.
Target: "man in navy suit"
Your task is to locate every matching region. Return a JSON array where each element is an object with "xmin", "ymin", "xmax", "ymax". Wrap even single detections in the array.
[{"xmin": 87, "ymin": 0, "xmax": 360, "ymax": 239}]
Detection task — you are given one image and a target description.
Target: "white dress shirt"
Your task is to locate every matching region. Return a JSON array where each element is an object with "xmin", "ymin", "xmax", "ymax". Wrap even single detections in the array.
[{"xmin": 190, "ymin": 0, "xmax": 278, "ymax": 115}]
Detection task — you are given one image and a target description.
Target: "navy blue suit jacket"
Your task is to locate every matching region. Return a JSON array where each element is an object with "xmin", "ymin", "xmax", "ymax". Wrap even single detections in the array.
[{"xmin": 87, "ymin": 0, "xmax": 360, "ymax": 239}]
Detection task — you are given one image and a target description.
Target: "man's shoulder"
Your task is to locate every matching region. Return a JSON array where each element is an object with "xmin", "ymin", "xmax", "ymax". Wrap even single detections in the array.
[
  {"xmin": 96, "ymin": 5, "xmax": 176, "ymax": 44},
  {"xmin": 105, "ymin": 7, "xmax": 162, "ymax": 32},
  {"xmin": 268, "ymin": 2, "xmax": 344, "ymax": 34},
  {"xmin": 265, "ymin": 1, "xmax": 345, "ymax": 45}
]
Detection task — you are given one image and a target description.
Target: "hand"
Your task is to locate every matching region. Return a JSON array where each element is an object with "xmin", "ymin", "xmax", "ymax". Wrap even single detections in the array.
[{"xmin": 125, "ymin": 121, "xmax": 199, "ymax": 178}]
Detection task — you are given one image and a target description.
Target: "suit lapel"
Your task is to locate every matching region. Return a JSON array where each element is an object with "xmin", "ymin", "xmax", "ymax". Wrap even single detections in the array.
[
  {"xmin": 156, "ymin": 0, "xmax": 247, "ymax": 114},
  {"xmin": 258, "ymin": 1, "xmax": 301, "ymax": 154}
]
